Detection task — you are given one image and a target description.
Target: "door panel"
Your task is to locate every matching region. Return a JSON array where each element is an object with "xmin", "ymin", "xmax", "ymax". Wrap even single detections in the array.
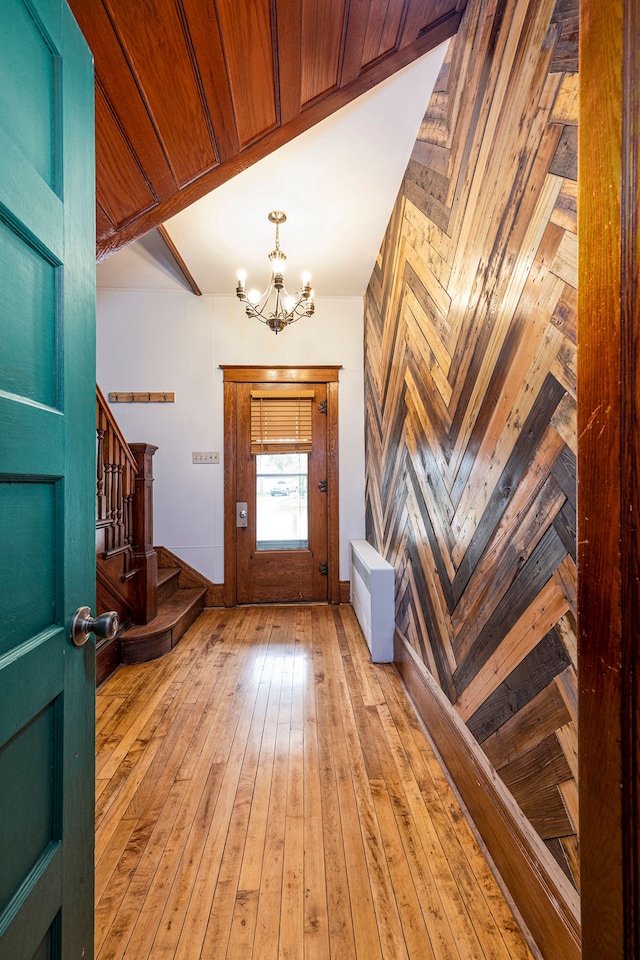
[
  {"xmin": 0, "ymin": 2, "xmax": 95, "ymax": 958},
  {"xmin": 0, "ymin": 698, "xmax": 60, "ymax": 910},
  {"xmin": 236, "ymin": 382, "xmax": 328, "ymax": 603},
  {"xmin": 0, "ymin": 0, "xmax": 58, "ymax": 189},
  {"xmin": 0, "ymin": 218, "xmax": 57, "ymax": 404}
]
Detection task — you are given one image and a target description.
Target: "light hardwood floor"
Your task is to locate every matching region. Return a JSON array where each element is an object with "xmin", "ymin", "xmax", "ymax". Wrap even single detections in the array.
[{"xmin": 95, "ymin": 605, "xmax": 534, "ymax": 959}]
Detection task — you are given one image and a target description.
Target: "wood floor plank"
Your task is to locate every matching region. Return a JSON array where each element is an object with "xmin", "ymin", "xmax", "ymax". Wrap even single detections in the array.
[
  {"xmin": 96, "ymin": 694, "xmax": 127, "ymax": 731},
  {"xmin": 96, "ymin": 606, "xmax": 534, "ymax": 960},
  {"xmin": 252, "ymin": 612, "xmax": 293, "ymax": 960},
  {"xmin": 225, "ymin": 613, "xmax": 281, "ymax": 958},
  {"xmin": 278, "ymin": 613, "xmax": 305, "ymax": 960},
  {"xmin": 311, "ymin": 613, "xmax": 358, "ymax": 959},
  {"xmin": 300, "ymin": 607, "xmax": 331, "ymax": 960}
]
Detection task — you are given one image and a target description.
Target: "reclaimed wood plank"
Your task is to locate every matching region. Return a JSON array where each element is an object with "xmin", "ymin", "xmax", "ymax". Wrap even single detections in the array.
[
  {"xmin": 456, "ymin": 579, "xmax": 570, "ymax": 721},
  {"xmin": 496, "ymin": 736, "xmax": 574, "ymax": 840},
  {"xmin": 548, "ymin": 124, "xmax": 577, "ymax": 179},
  {"xmin": 550, "ymin": 73, "xmax": 579, "ymax": 123},
  {"xmin": 468, "ymin": 632, "xmax": 571, "ymax": 746},
  {"xmin": 481, "ymin": 672, "xmax": 571, "ymax": 765}
]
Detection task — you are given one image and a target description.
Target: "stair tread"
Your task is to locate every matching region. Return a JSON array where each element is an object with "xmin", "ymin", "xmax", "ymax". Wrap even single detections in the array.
[
  {"xmin": 122, "ymin": 586, "xmax": 206, "ymax": 639},
  {"xmin": 157, "ymin": 566, "xmax": 181, "ymax": 586}
]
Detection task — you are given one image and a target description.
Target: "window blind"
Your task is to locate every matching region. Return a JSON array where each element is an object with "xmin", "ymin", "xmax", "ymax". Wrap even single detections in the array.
[{"xmin": 250, "ymin": 390, "xmax": 315, "ymax": 453}]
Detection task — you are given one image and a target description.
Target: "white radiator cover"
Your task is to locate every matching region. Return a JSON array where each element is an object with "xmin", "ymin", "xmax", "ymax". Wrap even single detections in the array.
[{"xmin": 350, "ymin": 540, "xmax": 395, "ymax": 662}]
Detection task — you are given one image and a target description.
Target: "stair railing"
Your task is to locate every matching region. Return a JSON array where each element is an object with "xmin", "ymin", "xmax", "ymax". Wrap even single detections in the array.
[
  {"xmin": 96, "ymin": 387, "xmax": 158, "ymax": 625},
  {"xmin": 96, "ymin": 385, "xmax": 138, "ymax": 556}
]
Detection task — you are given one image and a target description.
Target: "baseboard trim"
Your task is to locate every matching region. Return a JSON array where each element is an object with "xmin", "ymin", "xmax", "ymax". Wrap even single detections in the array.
[
  {"xmin": 96, "ymin": 633, "xmax": 121, "ymax": 688},
  {"xmin": 339, "ymin": 580, "xmax": 351, "ymax": 604},
  {"xmin": 206, "ymin": 582, "xmax": 225, "ymax": 607},
  {"xmin": 394, "ymin": 632, "xmax": 581, "ymax": 960}
]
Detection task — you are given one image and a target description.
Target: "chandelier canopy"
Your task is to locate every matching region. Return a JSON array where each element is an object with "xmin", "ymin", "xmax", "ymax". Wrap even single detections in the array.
[{"xmin": 235, "ymin": 211, "xmax": 315, "ymax": 334}]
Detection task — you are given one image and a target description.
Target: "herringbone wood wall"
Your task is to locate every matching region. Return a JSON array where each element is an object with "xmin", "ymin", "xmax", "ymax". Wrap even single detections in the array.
[{"xmin": 364, "ymin": 0, "xmax": 579, "ymax": 887}]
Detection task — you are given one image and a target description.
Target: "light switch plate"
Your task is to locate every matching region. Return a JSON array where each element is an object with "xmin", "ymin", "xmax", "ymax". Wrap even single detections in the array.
[{"xmin": 192, "ymin": 451, "xmax": 220, "ymax": 464}]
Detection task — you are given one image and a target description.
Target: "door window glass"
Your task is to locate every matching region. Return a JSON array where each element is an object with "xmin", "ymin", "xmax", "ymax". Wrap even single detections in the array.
[{"xmin": 256, "ymin": 453, "xmax": 308, "ymax": 550}]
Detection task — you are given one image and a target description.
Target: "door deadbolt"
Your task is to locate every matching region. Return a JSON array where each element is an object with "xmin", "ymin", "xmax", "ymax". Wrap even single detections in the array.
[{"xmin": 236, "ymin": 502, "xmax": 248, "ymax": 527}]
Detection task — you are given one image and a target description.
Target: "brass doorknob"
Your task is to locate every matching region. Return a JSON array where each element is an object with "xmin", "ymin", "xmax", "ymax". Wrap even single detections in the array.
[{"xmin": 70, "ymin": 606, "xmax": 119, "ymax": 647}]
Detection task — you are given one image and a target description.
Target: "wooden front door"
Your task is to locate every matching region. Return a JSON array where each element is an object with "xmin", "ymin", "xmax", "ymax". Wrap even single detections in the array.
[
  {"xmin": 0, "ymin": 3, "xmax": 96, "ymax": 959},
  {"xmin": 223, "ymin": 366, "xmax": 341, "ymax": 606},
  {"xmin": 236, "ymin": 381, "xmax": 328, "ymax": 603}
]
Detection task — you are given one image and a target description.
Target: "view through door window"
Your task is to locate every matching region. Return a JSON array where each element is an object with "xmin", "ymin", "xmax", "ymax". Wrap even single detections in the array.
[{"xmin": 256, "ymin": 453, "xmax": 308, "ymax": 550}]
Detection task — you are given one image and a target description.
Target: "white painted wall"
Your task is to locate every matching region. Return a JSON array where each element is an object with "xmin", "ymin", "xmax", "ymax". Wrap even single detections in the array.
[{"xmin": 96, "ymin": 287, "xmax": 365, "ymax": 585}]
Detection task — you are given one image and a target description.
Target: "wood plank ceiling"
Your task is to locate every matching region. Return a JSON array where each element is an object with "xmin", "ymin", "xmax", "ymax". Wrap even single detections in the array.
[{"xmin": 67, "ymin": 0, "xmax": 466, "ymax": 260}]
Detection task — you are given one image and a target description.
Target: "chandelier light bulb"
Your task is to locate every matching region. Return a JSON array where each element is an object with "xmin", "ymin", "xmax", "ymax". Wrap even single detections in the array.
[
  {"xmin": 237, "ymin": 269, "xmax": 247, "ymax": 283},
  {"xmin": 302, "ymin": 271, "xmax": 311, "ymax": 287},
  {"xmin": 247, "ymin": 289, "xmax": 261, "ymax": 304},
  {"xmin": 284, "ymin": 296, "xmax": 295, "ymax": 311}
]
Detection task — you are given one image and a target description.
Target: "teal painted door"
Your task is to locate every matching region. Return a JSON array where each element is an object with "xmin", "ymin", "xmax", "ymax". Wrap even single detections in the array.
[{"xmin": 0, "ymin": 1, "xmax": 96, "ymax": 958}]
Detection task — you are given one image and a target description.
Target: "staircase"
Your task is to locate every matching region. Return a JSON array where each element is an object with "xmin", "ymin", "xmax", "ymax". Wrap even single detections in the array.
[
  {"xmin": 119, "ymin": 565, "xmax": 205, "ymax": 665},
  {"xmin": 95, "ymin": 386, "xmax": 206, "ymax": 685}
]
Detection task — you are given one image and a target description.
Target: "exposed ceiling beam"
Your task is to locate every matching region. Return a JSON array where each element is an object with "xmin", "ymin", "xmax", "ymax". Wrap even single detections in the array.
[{"xmin": 157, "ymin": 225, "xmax": 202, "ymax": 296}]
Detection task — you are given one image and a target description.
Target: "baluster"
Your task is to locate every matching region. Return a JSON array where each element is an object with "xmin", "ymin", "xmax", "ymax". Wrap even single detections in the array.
[
  {"xmin": 104, "ymin": 424, "xmax": 113, "ymax": 522},
  {"xmin": 110, "ymin": 428, "xmax": 119, "ymax": 547},
  {"xmin": 96, "ymin": 425, "xmax": 105, "ymax": 520},
  {"xmin": 101, "ymin": 462, "xmax": 110, "ymax": 551},
  {"xmin": 124, "ymin": 463, "xmax": 134, "ymax": 546},
  {"xmin": 129, "ymin": 463, "xmax": 135, "ymax": 546},
  {"xmin": 115, "ymin": 458, "xmax": 123, "ymax": 550},
  {"xmin": 124, "ymin": 494, "xmax": 131, "ymax": 547},
  {"xmin": 103, "ymin": 421, "xmax": 113, "ymax": 553},
  {"xmin": 105, "ymin": 462, "xmax": 113, "ymax": 524}
]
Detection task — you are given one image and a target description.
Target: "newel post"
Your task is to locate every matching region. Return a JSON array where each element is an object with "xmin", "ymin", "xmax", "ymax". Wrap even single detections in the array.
[{"xmin": 129, "ymin": 443, "xmax": 158, "ymax": 624}]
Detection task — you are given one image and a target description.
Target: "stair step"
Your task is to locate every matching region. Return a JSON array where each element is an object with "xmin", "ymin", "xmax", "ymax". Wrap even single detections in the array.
[
  {"xmin": 120, "ymin": 586, "xmax": 206, "ymax": 665},
  {"xmin": 157, "ymin": 565, "xmax": 181, "ymax": 602}
]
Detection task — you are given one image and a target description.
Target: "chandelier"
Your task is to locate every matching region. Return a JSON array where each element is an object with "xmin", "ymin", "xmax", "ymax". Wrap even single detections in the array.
[{"xmin": 235, "ymin": 211, "xmax": 315, "ymax": 334}]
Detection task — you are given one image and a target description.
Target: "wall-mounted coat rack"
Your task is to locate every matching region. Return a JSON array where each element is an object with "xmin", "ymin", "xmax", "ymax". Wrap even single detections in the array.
[{"xmin": 108, "ymin": 392, "xmax": 175, "ymax": 403}]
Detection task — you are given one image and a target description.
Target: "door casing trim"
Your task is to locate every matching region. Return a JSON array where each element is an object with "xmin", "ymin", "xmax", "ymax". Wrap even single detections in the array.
[{"xmin": 221, "ymin": 365, "xmax": 342, "ymax": 605}]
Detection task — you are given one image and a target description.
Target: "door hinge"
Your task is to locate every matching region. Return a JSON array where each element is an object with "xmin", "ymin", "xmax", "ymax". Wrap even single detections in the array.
[
  {"xmin": 318, "ymin": 400, "xmax": 327, "ymax": 414},
  {"xmin": 318, "ymin": 478, "xmax": 328, "ymax": 493},
  {"xmin": 319, "ymin": 561, "xmax": 328, "ymax": 576}
]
